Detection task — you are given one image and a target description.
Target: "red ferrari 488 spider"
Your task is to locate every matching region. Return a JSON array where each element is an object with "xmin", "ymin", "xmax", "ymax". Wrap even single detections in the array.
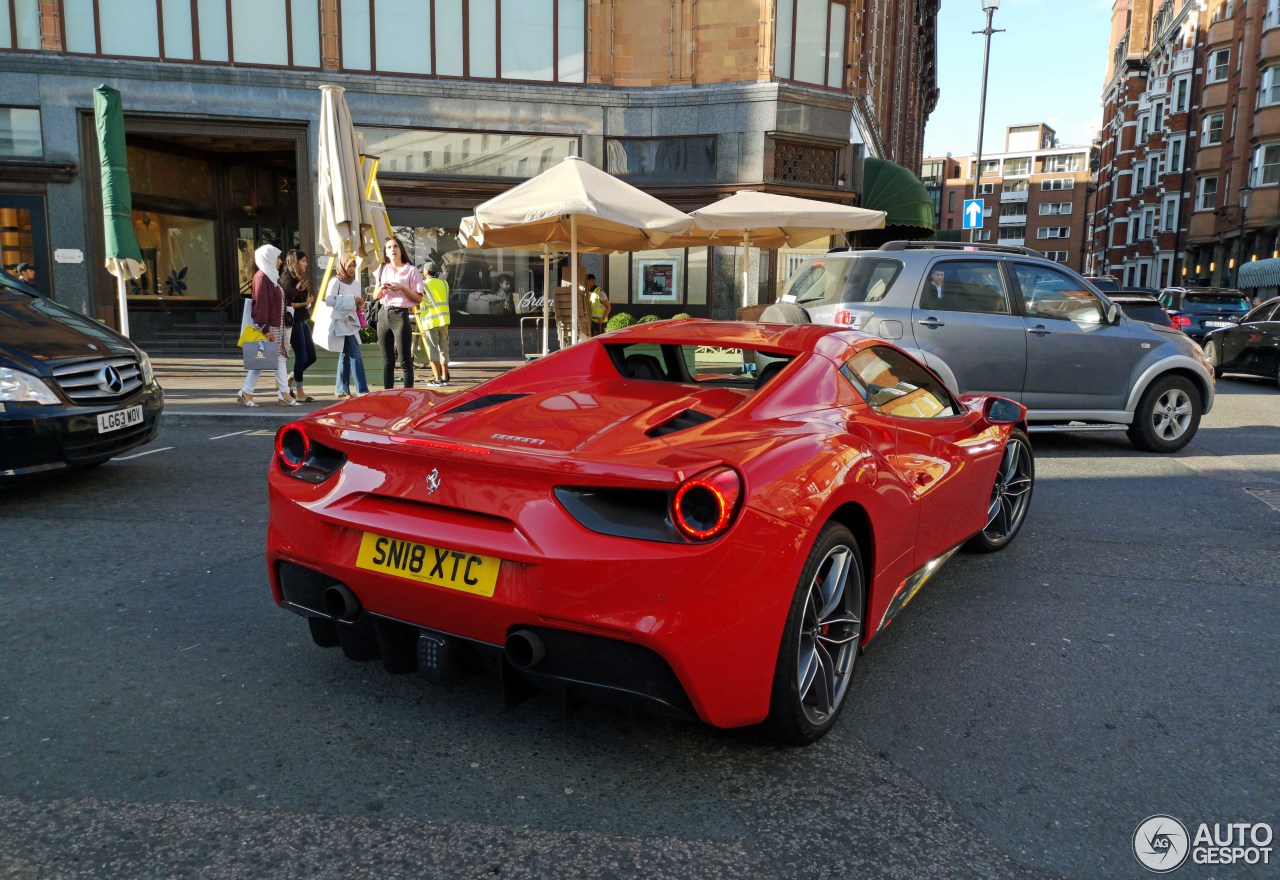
[{"xmin": 267, "ymin": 320, "xmax": 1033, "ymax": 744}]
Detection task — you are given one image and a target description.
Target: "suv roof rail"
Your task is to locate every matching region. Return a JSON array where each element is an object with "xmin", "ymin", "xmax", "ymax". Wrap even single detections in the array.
[{"xmin": 876, "ymin": 240, "xmax": 1045, "ymax": 258}]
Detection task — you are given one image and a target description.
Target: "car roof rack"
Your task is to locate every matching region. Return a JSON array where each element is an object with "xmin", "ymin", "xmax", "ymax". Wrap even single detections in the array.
[{"xmin": 876, "ymin": 240, "xmax": 1045, "ymax": 258}]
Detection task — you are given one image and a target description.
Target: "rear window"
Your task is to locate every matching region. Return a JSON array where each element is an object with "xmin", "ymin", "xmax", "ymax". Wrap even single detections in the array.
[
  {"xmin": 611, "ymin": 342, "xmax": 792, "ymax": 390},
  {"xmin": 1184, "ymin": 294, "xmax": 1250, "ymax": 309},
  {"xmin": 783, "ymin": 257, "xmax": 903, "ymax": 307}
]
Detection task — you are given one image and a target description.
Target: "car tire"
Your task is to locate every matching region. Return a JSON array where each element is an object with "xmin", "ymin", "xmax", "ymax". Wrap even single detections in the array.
[
  {"xmin": 1126, "ymin": 374, "xmax": 1201, "ymax": 453},
  {"xmin": 1203, "ymin": 339, "xmax": 1224, "ymax": 379},
  {"xmin": 759, "ymin": 302, "xmax": 810, "ymax": 325},
  {"xmin": 964, "ymin": 428, "xmax": 1034, "ymax": 554},
  {"xmin": 764, "ymin": 523, "xmax": 863, "ymax": 746}
]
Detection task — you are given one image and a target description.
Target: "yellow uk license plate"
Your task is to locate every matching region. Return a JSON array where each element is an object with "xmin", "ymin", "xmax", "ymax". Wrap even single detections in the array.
[{"xmin": 355, "ymin": 532, "xmax": 501, "ymax": 597}]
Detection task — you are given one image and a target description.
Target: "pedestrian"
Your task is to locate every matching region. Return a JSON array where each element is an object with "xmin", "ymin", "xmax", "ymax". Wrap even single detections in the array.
[
  {"xmin": 281, "ymin": 249, "xmax": 317, "ymax": 402},
  {"xmin": 587, "ymin": 273, "xmax": 610, "ymax": 335},
  {"xmin": 373, "ymin": 236, "xmax": 424, "ymax": 389},
  {"xmin": 14, "ymin": 262, "xmax": 36, "ymax": 286},
  {"xmin": 325, "ymin": 256, "xmax": 370, "ymax": 399},
  {"xmin": 420, "ymin": 260, "xmax": 452, "ymax": 386},
  {"xmin": 237, "ymin": 244, "xmax": 298, "ymax": 407}
]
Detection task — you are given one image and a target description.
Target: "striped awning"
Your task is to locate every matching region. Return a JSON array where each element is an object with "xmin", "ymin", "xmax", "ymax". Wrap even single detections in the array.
[{"xmin": 1237, "ymin": 257, "xmax": 1280, "ymax": 288}]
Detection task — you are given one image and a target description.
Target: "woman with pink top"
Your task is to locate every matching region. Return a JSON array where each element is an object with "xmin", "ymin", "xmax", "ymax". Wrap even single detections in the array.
[{"xmin": 373, "ymin": 236, "xmax": 424, "ymax": 389}]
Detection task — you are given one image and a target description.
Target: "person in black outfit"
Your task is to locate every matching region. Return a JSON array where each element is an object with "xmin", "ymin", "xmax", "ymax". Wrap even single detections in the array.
[{"xmin": 281, "ymin": 249, "xmax": 317, "ymax": 401}]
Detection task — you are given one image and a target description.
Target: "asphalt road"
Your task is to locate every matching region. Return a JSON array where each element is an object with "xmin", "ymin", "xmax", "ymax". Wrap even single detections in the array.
[{"xmin": 1, "ymin": 378, "xmax": 1277, "ymax": 879}]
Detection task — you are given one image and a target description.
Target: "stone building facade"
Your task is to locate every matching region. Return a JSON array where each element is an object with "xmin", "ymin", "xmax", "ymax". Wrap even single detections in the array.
[{"xmin": 1, "ymin": 0, "xmax": 939, "ymax": 353}]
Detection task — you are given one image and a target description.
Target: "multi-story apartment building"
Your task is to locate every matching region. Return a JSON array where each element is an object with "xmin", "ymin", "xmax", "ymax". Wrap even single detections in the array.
[
  {"xmin": 923, "ymin": 124, "xmax": 1095, "ymax": 267},
  {"xmin": 1, "ymin": 0, "xmax": 939, "ymax": 352},
  {"xmin": 1094, "ymin": 0, "xmax": 1280, "ymax": 291}
]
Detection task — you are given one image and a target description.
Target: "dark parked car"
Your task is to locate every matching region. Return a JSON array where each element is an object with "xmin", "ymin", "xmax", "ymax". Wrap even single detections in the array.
[
  {"xmin": 1084, "ymin": 275, "xmax": 1121, "ymax": 292},
  {"xmin": 1111, "ymin": 292, "xmax": 1175, "ymax": 328},
  {"xmin": 0, "ymin": 273, "xmax": 164, "ymax": 479},
  {"xmin": 1158, "ymin": 287, "xmax": 1252, "ymax": 342},
  {"xmin": 1202, "ymin": 296, "xmax": 1280, "ymax": 386}
]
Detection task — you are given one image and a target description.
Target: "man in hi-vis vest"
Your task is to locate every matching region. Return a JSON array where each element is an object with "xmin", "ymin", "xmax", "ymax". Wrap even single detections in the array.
[{"xmin": 419, "ymin": 261, "xmax": 452, "ymax": 386}]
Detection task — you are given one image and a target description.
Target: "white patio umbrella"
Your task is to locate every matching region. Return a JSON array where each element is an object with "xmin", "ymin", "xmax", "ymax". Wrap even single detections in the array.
[
  {"xmin": 461, "ymin": 156, "xmax": 692, "ymax": 347},
  {"xmin": 666, "ymin": 191, "xmax": 887, "ymax": 306},
  {"xmin": 316, "ymin": 85, "xmax": 378, "ymax": 306}
]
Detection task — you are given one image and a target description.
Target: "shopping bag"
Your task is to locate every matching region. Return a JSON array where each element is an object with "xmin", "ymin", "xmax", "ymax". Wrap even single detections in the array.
[
  {"xmin": 242, "ymin": 338, "xmax": 274, "ymax": 370},
  {"xmin": 237, "ymin": 324, "xmax": 268, "ymax": 346},
  {"xmin": 311, "ymin": 296, "xmax": 337, "ymax": 352}
]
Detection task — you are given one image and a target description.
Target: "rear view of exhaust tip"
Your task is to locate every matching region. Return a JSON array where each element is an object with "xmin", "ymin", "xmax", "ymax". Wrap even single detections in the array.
[
  {"xmin": 505, "ymin": 629, "xmax": 546, "ymax": 669},
  {"xmin": 323, "ymin": 584, "xmax": 362, "ymax": 621}
]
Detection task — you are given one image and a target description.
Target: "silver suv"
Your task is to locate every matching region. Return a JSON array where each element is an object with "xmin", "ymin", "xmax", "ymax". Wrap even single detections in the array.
[{"xmin": 771, "ymin": 241, "xmax": 1215, "ymax": 452}]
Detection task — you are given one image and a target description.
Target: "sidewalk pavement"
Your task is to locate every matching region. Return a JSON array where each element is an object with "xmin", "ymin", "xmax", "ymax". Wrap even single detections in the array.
[{"xmin": 154, "ymin": 344, "xmax": 528, "ymax": 425}]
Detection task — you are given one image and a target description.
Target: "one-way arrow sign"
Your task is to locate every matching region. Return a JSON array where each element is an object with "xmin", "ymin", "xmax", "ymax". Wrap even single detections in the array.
[{"xmin": 963, "ymin": 199, "xmax": 984, "ymax": 230}]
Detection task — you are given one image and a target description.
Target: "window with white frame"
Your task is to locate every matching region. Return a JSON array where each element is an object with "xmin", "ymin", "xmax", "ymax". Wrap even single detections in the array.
[
  {"xmin": 1043, "ymin": 251, "xmax": 1068, "ymax": 263},
  {"xmin": 1042, "ymin": 154, "xmax": 1081, "ymax": 173},
  {"xmin": 1268, "ymin": 0, "xmax": 1280, "ymax": 30},
  {"xmin": 1196, "ymin": 176, "xmax": 1218, "ymax": 211},
  {"xmin": 1203, "ymin": 111, "xmax": 1224, "ymax": 145},
  {"xmin": 1153, "ymin": 102, "xmax": 1164, "ymax": 131},
  {"xmin": 1041, "ymin": 178, "xmax": 1074, "ymax": 191},
  {"xmin": 1141, "ymin": 209, "xmax": 1155, "ymax": 238},
  {"xmin": 1168, "ymin": 137, "xmax": 1184, "ymax": 172},
  {"xmin": 1132, "ymin": 166, "xmax": 1147, "ymax": 195},
  {"xmin": 973, "ymin": 229, "xmax": 992, "ymax": 241},
  {"xmin": 1038, "ymin": 202, "xmax": 1072, "ymax": 215},
  {"xmin": 1206, "ymin": 48, "xmax": 1230, "ymax": 83},
  {"xmin": 978, "ymin": 182, "xmax": 995, "ymax": 195},
  {"xmin": 1255, "ymin": 143, "xmax": 1280, "ymax": 185},
  {"xmin": 1037, "ymin": 227, "xmax": 1070, "ymax": 239},
  {"xmin": 1138, "ymin": 115, "xmax": 1150, "ymax": 141},
  {"xmin": 1261, "ymin": 67, "xmax": 1280, "ymax": 107},
  {"xmin": 1174, "ymin": 76, "xmax": 1190, "ymax": 113},
  {"xmin": 1129, "ymin": 217, "xmax": 1140, "ymax": 243},
  {"xmin": 998, "ymin": 225, "xmax": 1026, "ymax": 240},
  {"xmin": 1163, "ymin": 196, "xmax": 1180, "ymax": 231},
  {"xmin": 1004, "ymin": 157, "xmax": 1032, "ymax": 176}
]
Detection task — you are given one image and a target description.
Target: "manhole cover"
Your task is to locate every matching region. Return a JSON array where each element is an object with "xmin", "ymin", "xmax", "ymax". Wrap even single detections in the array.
[{"xmin": 1245, "ymin": 488, "xmax": 1280, "ymax": 512}]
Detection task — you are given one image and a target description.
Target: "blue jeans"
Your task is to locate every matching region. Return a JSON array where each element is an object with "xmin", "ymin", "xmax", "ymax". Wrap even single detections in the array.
[
  {"xmin": 290, "ymin": 318, "xmax": 317, "ymax": 385},
  {"xmin": 334, "ymin": 335, "xmax": 369, "ymax": 394}
]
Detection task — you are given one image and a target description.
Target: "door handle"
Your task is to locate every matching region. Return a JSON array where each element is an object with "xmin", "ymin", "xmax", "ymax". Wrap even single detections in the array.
[
  {"xmin": 917, "ymin": 317, "xmax": 945, "ymax": 329},
  {"xmin": 1026, "ymin": 325, "xmax": 1052, "ymax": 336}
]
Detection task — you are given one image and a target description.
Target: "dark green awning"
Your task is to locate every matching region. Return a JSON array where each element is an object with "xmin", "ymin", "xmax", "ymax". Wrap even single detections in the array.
[
  {"xmin": 1237, "ymin": 257, "xmax": 1280, "ymax": 288},
  {"xmin": 862, "ymin": 157, "xmax": 935, "ymax": 232}
]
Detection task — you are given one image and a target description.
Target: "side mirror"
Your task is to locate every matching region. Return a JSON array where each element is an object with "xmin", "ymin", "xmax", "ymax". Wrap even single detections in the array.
[
  {"xmin": 1106, "ymin": 302, "xmax": 1121, "ymax": 325},
  {"xmin": 985, "ymin": 396, "xmax": 1022, "ymax": 425}
]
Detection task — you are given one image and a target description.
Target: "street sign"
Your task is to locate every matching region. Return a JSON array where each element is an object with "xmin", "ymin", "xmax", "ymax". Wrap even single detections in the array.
[{"xmin": 963, "ymin": 199, "xmax": 984, "ymax": 230}]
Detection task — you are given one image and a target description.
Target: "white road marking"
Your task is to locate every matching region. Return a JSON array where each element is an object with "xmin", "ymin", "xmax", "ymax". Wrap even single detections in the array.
[
  {"xmin": 115, "ymin": 446, "xmax": 174, "ymax": 460},
  {"xmin": 209, "ymin": 429, "xmax": 253, "ymax": 440}
]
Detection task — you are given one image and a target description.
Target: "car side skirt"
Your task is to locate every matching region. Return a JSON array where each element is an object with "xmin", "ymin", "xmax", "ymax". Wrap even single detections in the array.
[{"xmin": 869, "ymin": 544, "xmax": 962, "ymax": 641}]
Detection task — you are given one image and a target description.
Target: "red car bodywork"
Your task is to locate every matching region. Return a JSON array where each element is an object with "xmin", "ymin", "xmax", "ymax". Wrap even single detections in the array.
[{"xmin": 267, "ymin": 321, "xmax": 1025, "ymax": 729}]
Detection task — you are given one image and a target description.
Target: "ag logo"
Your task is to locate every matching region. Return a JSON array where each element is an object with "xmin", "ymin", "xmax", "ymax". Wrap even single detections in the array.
[
  {"xmin": 425, "ymin": 467, "xmax": 441, "ymax": 494},
  {"xmin": 1134, "ymin": 815, "xmax": 1190, "ymax": 873}
]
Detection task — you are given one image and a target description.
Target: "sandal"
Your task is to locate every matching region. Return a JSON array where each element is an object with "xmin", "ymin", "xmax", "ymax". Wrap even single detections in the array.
[
  {"xmin": 236, "ymin": 390, "xmax": 259, "ymax": 408},
  {"xmin": 295, "ymin": 385, "xmax": 316, "ymax": 403},
  {"xmin": 278, "ymin": 394, "xmax": 301, "ymax": 407}
]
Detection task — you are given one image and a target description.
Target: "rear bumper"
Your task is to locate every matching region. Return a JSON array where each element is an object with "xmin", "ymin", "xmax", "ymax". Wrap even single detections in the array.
[
  {"xmin": 267, "ymin": 471, "xmax": 809, "ymax": 728},
  {"xmin": 0, "ymin": 384, "xmax": 164, "ymax": 477}
]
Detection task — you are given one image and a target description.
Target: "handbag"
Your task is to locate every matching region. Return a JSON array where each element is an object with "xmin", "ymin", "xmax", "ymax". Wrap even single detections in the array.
[
  {"xmin": 357, "ymin": 300, "xmax": 369, "ymax": 328},
  {"xmin": 242, "ymin": 338, "xmax": 274, "ymax": 370},
  {"xmin": 364, "ymin": 298, "xmax": 380, "ymax": 329},
  {"xmin": 237, "ymin": 324, "xmax": 268, "ymax": 346}
]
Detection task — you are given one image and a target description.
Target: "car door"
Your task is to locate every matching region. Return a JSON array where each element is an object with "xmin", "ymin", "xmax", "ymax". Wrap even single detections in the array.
[
  {"xmin": 1008, "ymin": 261, "xmax": 1134, "ymax": 412},
  {"xmin": 908, "ymin": 258, "xmax": 1028, "ymax": 400},
  {"xmin": 1219, "ymin": 300, "xmax": 1280, "ymax": 373}
]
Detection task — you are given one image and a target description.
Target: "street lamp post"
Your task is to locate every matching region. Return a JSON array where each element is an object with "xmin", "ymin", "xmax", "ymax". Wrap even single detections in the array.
[{"xmin": 971, "ymin": 0, "xmax": 1004, "ymax": 243}]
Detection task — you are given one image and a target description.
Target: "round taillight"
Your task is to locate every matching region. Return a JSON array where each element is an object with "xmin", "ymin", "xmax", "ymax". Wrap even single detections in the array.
[
  {"xmin": 672, "ymin": 466, "xmax": 742, "ymax": 541},
  {"xmin": 275, "ymin": 425, "xmax": 310, "ymax": 472}
]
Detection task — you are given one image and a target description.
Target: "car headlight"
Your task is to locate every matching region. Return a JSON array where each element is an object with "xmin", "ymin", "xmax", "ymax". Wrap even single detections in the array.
[
  {"xmin": 0, "ymin": 367, "xmax": 60, "ymax": 405},
  {"xmin": 139, "ymin": 352, "xmax": 156, "ymax": 385}
]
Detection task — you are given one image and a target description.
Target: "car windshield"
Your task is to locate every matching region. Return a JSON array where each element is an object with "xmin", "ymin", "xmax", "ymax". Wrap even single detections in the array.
[
  {"xmin": 782, "ymin": 257, "xmax": 902, "ymax": 307},
  {"xmin": 1184, "ymin": 294, "xmax": 1250, "ymax": 309}
]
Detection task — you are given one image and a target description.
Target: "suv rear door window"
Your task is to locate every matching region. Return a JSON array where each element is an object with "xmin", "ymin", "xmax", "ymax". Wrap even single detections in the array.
[
  {"xmin": 922, "ymin": 260, "xmax": 1010, "ymax": 314},
  {"xmin": 1012, "ymin": 264, "xmax": 1105, "ymax": 323},
  {"xmin": 784, "ymin": 257, "xmax": 903, "ymax": 307}
]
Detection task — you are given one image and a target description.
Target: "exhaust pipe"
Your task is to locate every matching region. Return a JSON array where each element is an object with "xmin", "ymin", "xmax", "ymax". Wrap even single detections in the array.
[
  {"xmin": 505, "ymin": 629, "xmax": 546, "ymax": 670},
  {"xmin": 322, "ymin": 584, "xmax": 361, "ymax": 621}
]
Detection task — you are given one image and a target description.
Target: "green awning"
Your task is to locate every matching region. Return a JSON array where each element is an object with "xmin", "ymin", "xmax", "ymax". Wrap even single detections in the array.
[
  {"xmin": 1237, "ymin": 257, "xmax": 1280, "ymax": 288},
  {"xmin": 861, "ymin": 157, "xmax": 935, "ymax": 232}
]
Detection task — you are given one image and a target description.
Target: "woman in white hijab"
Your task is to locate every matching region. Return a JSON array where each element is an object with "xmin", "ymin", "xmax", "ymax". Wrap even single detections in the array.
[{"xmin": 237, "ymin": 244, "xmax": 298, "ymax": 406}]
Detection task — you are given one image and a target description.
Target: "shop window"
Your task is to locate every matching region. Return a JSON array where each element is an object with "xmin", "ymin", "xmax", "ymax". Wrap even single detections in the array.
[
  {"xmin": 0, "ymin": 107, "xmax": 41, "ymax": 158},
  {"xmin": 605, "ymin": 137, "xmax": 717, "ymax": 183},
  {"xmin": 361, "ymin": 128, "xmax": 578, "ymax": 179},
  {"xmin": 60, "ymin": 0, "xmax": 318, "ymax": 66},
  {"xmin": 128, "ymin": 211, "xmax": 218, "ymax": 300},
  {"xmin": 774, "ymin": 0, "xmax": 847, "ymax": 89},
  {"xmin": 1, "ymin": 0, "xmax": 41, "ymax": 49}
]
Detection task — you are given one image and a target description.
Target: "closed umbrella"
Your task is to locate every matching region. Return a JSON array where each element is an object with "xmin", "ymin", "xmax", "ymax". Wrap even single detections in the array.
[
  {"xmin": 316, "ymin": 85, "xmax": 378, "ymax": 304},
  {"xmin": 461, "ymin": 156, "xmax": 692, "ymax": 348},
  {"xmin": 92, "ymin": 85, "xmax": 145, "ymax": 337},
  {"xmin": 665, "ymin": 191, "xmax": 887, "ymax": 307}
]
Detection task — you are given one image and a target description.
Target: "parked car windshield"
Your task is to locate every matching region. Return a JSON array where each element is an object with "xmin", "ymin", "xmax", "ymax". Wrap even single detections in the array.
[
  {"xmin": 1184, "ymin": 293, "xmax": 1250, "ymax": 310},
  {"xmin": 783, "ymin": 257, "xmax": 902, "ymax": 307}
]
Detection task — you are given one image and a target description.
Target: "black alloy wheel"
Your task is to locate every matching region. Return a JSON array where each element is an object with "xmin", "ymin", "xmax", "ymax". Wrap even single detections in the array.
[{"xmin": 964, "ymin": 428, "xmax": 1034, "ymax": 554}]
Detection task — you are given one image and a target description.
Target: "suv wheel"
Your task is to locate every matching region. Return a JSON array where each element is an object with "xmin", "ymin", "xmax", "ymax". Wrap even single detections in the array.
[{"xmin": 1126, "ymin": 374, "xmax": 1201, "ymax": 453}]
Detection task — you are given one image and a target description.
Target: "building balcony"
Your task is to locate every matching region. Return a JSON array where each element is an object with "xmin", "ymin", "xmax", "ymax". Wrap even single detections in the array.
[
  {"xmin": 1203, "ymin": 82, "xmax": 1229, "ymax": 109},
  {"xmin": 1207, "ymin": 17, "xmax": 1235, "ymax": 46},
  {"xmin": 1000, "ymin": 189, "xmax": 1029, "ymax": 202},
  {"xmin": 1262, "ymin": 28, "xmax": 1280, "ymax": 65},
  {"xmin": 1172, "ymin": 48, "xmax": 1194, "ymax": 73},
  {"xmin": 998, "ymin": 236, "xmax": 1026, "ymax": 246},
  {"xmin": 1252, "ymin": 104, "xmax": 1280, "ymax": 141},
  {"xmin": 999, "ymin": 214, "xmax": 1028, "ymax": 225},
  {"xmin": 1188, "ymin": 211, "xmax": 1218, "ymax": 242},
  {"xmin": 1195, "ymin": 144, "xmax": 1224, "ymax": 172}
]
